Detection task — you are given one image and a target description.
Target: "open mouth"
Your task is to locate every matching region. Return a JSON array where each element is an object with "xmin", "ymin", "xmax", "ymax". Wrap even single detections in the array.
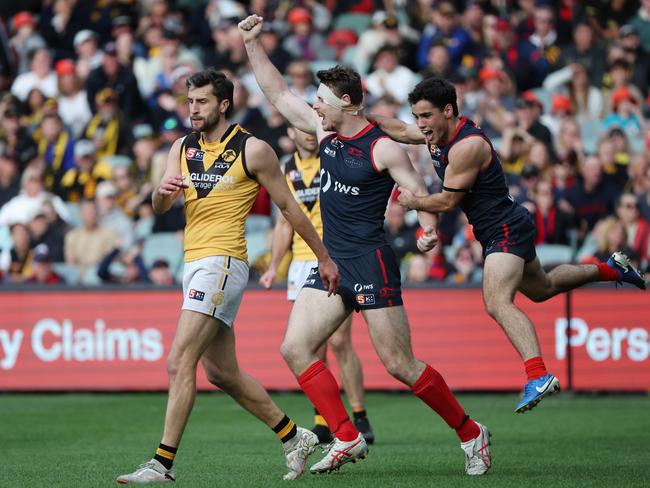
[{"xmin": 421, "ymin": 129, "xmax": 433, "ymax": 143}]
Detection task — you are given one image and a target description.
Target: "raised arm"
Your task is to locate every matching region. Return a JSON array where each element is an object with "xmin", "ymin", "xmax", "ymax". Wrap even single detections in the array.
[
  {"xmin": 372, "ymin": 138, "xmax": 437, "ymax": 252},
  {"xmin": 258, "ymin": 209, "xmax": 293, "ymax": 289},
  {"xmin": 368, "ymin": 113, "xmax": 426, "ymax": 145},
  {"xmin": 152, "ymin": 138, "xmax": 188, "ymax": 214},
  {"xmin": 245, "ymin": 138, "xmax": 339, "ymax": 295},
  {"xmin": 397, "ymin": 136, "xmax": 489, "ymax": 213},
  {"xmin": 239, "ymin": 15, "xmax": 318, "ymax": 134}
]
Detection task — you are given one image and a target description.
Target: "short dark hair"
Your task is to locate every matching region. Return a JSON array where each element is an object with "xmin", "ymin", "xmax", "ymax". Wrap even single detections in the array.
[
  {"xmin": 408, "ymin": 77, "xmax": 458, "ymax": 116},
  {"xmin": 186, "ymin": 68, "xmax": 234, "ymax": 117},
  {"xmin": 316, "ymin": 65, "xmax": 363, "ymax": 106}
]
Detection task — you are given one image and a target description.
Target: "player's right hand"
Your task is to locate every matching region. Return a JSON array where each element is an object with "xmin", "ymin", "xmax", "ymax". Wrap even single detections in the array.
[
  {"xmin": 318, "ymin": 257, "xmax": 339, "ymax": 297},
  {"xmin": 259, "ymin": 268, "xmax": 275, "ymax": 289},
  {"xmin": 238, "ymin": 15, "xmax": 264, "ymax": 42},
  {"xmin": 157, "ymin": 174, "xmax": 188, "ymax": 195}
]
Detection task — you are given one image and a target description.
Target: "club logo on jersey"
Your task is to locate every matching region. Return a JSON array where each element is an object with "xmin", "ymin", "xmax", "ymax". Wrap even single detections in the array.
[
  {"xmin": 186, "ymin": 148, "xmax": 205, "ymax": 161},
  {"xmin": 347, "ymin": 147, "xmax": 363, "ymax": 157},
  {"xmin": 324, "ymin": 146, "xmax": 336, "ymax": 157},
  {"xmin": 319, "ymin": 169, "xmax": 359, "ymax": 195},
  {"xmin": 288, "ymin": 170, "xmax": 302, "ymax": 182},
  {"xmin": 356, "ymin": 294, "xmax": 375, "ymax": 305},
  {"xmin": 429, "ymin": 144, "xmax": 442, "ymax": 168},
  {"xmin": 221, "ymin": 149, "xmax": 237, "ymax": 163},
  {"xmin": 188, "ymin": 289, "xmax": 205, "ymax": 301}
]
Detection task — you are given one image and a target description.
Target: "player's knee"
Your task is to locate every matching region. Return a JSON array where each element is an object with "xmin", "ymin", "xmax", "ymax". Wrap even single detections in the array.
[
  {"xmin": 204, "ymin": 365, "xmax": 237, "ymax": 391},
  {"xmin": 483, "ymin": 298, "xmax": 507, "ymax": 320},
  {"xmin": 383, "ymin": 359, "xmax": 409, "ymax": 383},
  {"xmin": 280, "ymin": 339, "xmax": 301, "ymax": 368},
  {"xmin": 328, "ymin": 334, "xmax": 350, "ymax": 355}
]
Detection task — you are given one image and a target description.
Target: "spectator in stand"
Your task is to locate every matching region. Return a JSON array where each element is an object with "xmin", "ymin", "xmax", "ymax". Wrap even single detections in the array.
[
  {"xmin": 447, "ymin": 244, "xmax": 482, "ymax": 285},
  {"xmin": 474, "ymin": 68, "xmax": 516, "ymax": 139},
  {"xmin": 282, "ymin": 6, "xmax": 331, "ymax": 61},
  {"xmin": 532, "ymin": 180, "xmax": 573, "ymax": 246},
  {"xmin": 112, "ymin": 164, "xmax": 146, "ymax": 219},
  {"xmin": 365, "ymin": 45, "xmax": 420, "ymax": 105},
  {"xmin": 258, "ymin": 23, "xmax": 292, "ymax": 75},
  {"xmin": 616, "ymin": 24, "xmax": 650, "ymax": 96},
  {"xmin": 515, "ymin": 91, "xmax": 553, "ymax": 151},
  {"xmin": 542, "ymin": 62, "xmax": 604, "ymax": 126},
  {"xmin": 97, "ymin": 241, "xmax": 149, "ymax": 284},
  {"xmin": 64, "ymin": 198, "xmax": 118, "ymax": 274},
  {"xmin": 55, "ymin": 59, "xmax": 92, "ymax": 138},
  {"xmin": 598, "ymin": 135, "xmax": 629, "ymax": 191},
  {"xmin": 602, "ymin": 87, "xmax": 648, "ymax": 141},
  {"xmin": 417, "ymin": 1, "xmax": 474, "ymax": 69},
  {"xmin": 148, "ymin": 258, "xmax": 174, "ymax": 285},
  {"xmin": 26, "ymin": 243, "xmax": 63, "ymax": 285},
  {"xmin": 0, "ymin": 102, "xmax": 38, "ymax": 171},
  {"xmin": 540, "ymin": 94, "xmax": 574, "ymax": 139},
  {"xmin": 59, "ymin": 139, "xmax": 112, "ymax": 202},
  {"xmin": 354, "ymin": 11, "xmax": 404, "ymax": 76},
  {"xmin": 10, "ymin": 47, "xmax": 58, "ymax": 102},
  {"xmin": 565, "ymin": 155, "xmax": 621, "ymax": 240},
  {"xmin": 9, "ymin": 11, "xmax": 46, "ymax": 76},
  {"xmin": 0, "ymin": 222, "xmax": 33, "ymax": 283},
  {"xmin": 26, "ymin": 206, "xmax": 66, "ymax": 263},
  {"xmin": 85, "ymin": 42, "xmax": 145, "ymax": 121},
  {"xmin": 131, "ymin": 124, "xmax": 157, "ymax": 195},
  {"xmin": 82, "ymin": 88, "xmax": 132, "ymax": 160},
  {"xmin": 0, "ymin": 151, "xmax": 20, "ymax": 207},
  {"xmin": 38, "ymin": 113, "xmax": 76, "ymax": 193},
  {"xmin": 500, "ymin": 127, "xmax": 533, "ymax": 179},
  {"xmin": 629, "ymin": 0, "xmax": 650, "ymax": 54},
  {"xmin": 421, "ymin": 41, "xmax": 452, "ymax": 80},
  {"xmin": 616, "ymin": 193, "xmax": 650, "ymax": 265},
  {"xmin": 554, "ymin": 117, "xmax": 584, "ymax": 165},
  {"xmin": 0, "ymin": 166, "xmax": 70, "ymax": 226},
  {"xmin": 524, "ymin": 4, "xmax": 563, "ymax": 84},
  {"xmin": 287, "ymin": 60, "xmax": 317, "ymax": 105},
  {"xmin": 590, "ymin": 0, "xmax": 639, "ymax": 41},
  {"xmin": 626, "ymin": 152, "xmax": 649, "ymax": 195},
  {"xmin": 384, "ymin": 201, "xmax": 418, "ymax": 265},
  {"xmin": 585, "ymin": 216, "xmax": 639, "ymax": 266},
  {"xmin": 558, "ymin": 22, "xmax": 607, "ymax": 84},
  {"xmin": 638, "ymin": 164, "xmax": 650, "ymax": 222},
  {"xmin": 95, "ymin": 181, "xmax": 135, "ymax": 250},
  {"xmin": 603, "ymin": 58, "xmax": 644, "ymax": 113},
  {"xmin": 73, "ymin": 29, "xmax": 102, "ymax": 82}
]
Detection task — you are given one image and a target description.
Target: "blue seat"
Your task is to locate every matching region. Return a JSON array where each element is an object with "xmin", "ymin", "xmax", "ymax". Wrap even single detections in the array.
[
  {"xmin": 333, "ymin": 13, "xmax": 371, "ymax": 35},
  {"xmin": 51, "ymin": 262, "xmax": 80, "ymax": 285},
  {"xmin": 142, "ymin": 232, "xmax": 184, "ymax": 277},
  {"xmin": 535, "ymin": 244, "xmax": 573, "ymax": 267}
]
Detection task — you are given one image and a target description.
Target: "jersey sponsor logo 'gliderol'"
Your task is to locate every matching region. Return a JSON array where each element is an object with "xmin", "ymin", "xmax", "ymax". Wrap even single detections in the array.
[{"xmin": 320, "ymin": 169, "xmax": 359, "ymax": 195}]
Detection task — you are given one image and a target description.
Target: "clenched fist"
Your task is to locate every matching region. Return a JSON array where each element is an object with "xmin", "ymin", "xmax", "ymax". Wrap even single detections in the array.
[{"xmin": 238, "ymin": 15, "xmax": 264, "ymax": 42}]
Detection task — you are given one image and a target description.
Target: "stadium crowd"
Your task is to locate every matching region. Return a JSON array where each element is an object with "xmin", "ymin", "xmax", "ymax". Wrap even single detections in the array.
[{"xmin": 0, "ymin": 0, "xmax": 649, "ymax": 286}]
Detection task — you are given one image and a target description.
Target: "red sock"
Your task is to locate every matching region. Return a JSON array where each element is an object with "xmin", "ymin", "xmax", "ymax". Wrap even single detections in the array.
[
  {"xmin": 597, "ymin": 263, "xmax": 621, "ymax": 282},
  {"xmin": 524, "ymin": 356, "xmax": 547, "ymax": 381},
  {"xmin": 411, "ymin": 364, "xmax": 479, "ymax": 442},
  {"xmin": 298, "ymin": 361, "xmax": 358, "ymax": 441}
]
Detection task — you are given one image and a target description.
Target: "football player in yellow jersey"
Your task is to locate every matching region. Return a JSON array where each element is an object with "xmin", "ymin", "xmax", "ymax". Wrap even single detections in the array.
[
  {"xmin": 117, "ymin": 69, "xmax": 339, "ymax": 484},
  {"xmin": 259, "ymin": 126, "xmax": 375, "ymax": 446}
]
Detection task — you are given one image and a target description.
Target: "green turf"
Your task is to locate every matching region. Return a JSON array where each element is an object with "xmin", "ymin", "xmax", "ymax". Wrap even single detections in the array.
[{"xmin": 2, "ymin": 392, "xmax": 648, "ymax": 487}]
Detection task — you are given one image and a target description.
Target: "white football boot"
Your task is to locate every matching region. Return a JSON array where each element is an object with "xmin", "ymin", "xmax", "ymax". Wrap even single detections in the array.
[
  {"xmin": 310, "ymin": 433, "xmax": 368, "ymax": 474},
  {"xmin": 460, "ymin": 422, "xmax": 491, "ymax": 475},
  {"xmin": 116, "ymin": 459, "xmax": 175, "ymax": 484},
  {"xmin": 282, "ymin": 427, "xmax": 319, "ymax": 480}
]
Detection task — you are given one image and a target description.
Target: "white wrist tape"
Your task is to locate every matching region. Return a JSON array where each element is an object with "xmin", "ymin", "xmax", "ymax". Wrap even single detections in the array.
[{"xmin": 317, "ymin": 83, "xmax": 363, "ymax": 115}]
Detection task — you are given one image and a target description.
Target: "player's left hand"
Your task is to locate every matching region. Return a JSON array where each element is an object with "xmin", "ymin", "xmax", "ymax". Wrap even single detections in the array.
[
  {"xmin": 397, "ymin": 186, "xmax": 415, "ymax": 210},
  {"xmin": 318, "ymin": 257, "xmax": 339, "ymax": 296},
  {"xmin": 417, "ymin": 226, "xmax": 438, "ymax": 252}
]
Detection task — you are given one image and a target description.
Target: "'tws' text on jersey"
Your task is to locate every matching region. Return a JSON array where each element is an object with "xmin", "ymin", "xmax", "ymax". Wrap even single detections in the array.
[
  {"xmin": 285, "ymin": 152, "xmax": 322, "ymax": 261},
  {"xmin": 180, "ymin": 124, "xmax": 258, "ymax": 263},
  {"xmin": 429, "ymin": 117, "xmax": 528, "ymax": 242},
  {"xmin": 319, "ymin": 123, "xmax": 394, "ymax": 258}
]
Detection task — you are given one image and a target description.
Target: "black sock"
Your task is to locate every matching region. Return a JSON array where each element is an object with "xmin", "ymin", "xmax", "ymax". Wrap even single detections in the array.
[
  {"xmin": 272, "ymin": 415, "xmax": 297, "ymax": 443},
  {"xmin": 353, "ymin": 410, "xmax": 368, "ymax": 420},
  {"xmin": 154, "ymin": 443, "xmax": 177, "ymax": 470}
]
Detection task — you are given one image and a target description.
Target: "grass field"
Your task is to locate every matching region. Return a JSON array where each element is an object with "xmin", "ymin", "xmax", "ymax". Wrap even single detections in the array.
[{"xmin": 3, "ymin": 392, "xmax": 649, "ymax": 487}]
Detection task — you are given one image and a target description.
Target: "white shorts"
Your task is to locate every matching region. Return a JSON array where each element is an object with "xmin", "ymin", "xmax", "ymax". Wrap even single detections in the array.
[
  {"xmin": 182, "ymin": 256, "xmax": 249, "ymax": 327},
  {"xmin": 287, "ymin": 259, "xmax": 317, "ymax": 301}
]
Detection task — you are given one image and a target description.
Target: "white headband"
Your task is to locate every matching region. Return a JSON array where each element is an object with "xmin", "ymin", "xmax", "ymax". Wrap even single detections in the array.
[{"xmin": 317, "ymin": 83, "xmax": 363, "ymax": 115}]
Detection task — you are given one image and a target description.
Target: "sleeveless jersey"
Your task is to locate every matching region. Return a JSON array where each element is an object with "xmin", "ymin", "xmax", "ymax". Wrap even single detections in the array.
[
  {"xmin": 429, "ymin": 117, "xmax": 526, "ymax": 242},
  {"xmin": 319, "ymin": 123, "xmax": 395, "ymax": 258},
  {"xmin": 180, "ymin": 124, "xmax": 259, "ymax": 263},
  {"xmin": 284, "ymin": 152, "xmax": 322, "ymax": 261}
]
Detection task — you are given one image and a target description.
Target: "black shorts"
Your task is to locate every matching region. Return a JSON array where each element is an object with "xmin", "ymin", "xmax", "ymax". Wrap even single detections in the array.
[
  {"xmin": 481, "ymin": 212, "xmax": 537, "ymax": 262},
  {"xmin": 303, "ymin": 244, "xmax": 403, "ymax": 311}
]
